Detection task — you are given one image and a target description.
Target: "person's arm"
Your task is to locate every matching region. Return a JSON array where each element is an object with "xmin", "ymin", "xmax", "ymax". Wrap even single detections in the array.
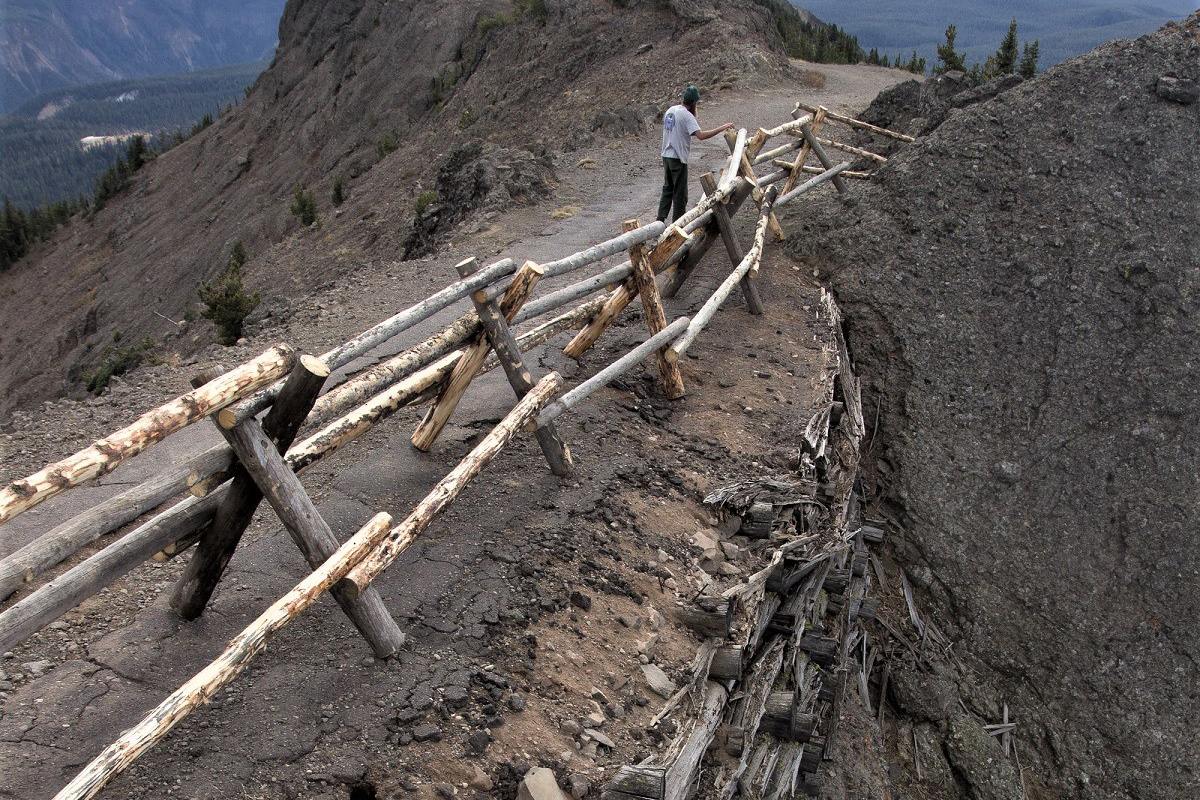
[{"xmin": 694, "ymin": 122, "xmax": 735, "ymax": 141}]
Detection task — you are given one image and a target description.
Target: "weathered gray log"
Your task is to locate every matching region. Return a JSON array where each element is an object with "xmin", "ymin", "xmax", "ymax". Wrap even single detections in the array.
[
  {"xmin": 0, "ymin": 344, "xmax": 294, "ymax": 526},
  {"xmin": 536, "ymin": 317, "xmax": 690, "ymax": 428},
  {"xmin": 814, "ymin": 136, "xmax": 886, "ymax": 163},
  {"xmin": 799, "ymin": 737, "xmax": 825, "ymax": 773},
  {"xmin": 708, "ymin": 644, "xmax": 745, "ymax": 680},
  {"xmin": 602, "ymin": 765, "xmax": 667, "ymax": 800},
  {"xmin": 540, "ymin": 222, "xmax": 665, "ymax": 279},
  {"xmin": 467, "ymin": 257, "xmax": 573, "ymax": 476},
  {"xmin": 797, "ymin": 126, "xmax": 849, "ymax": 195},
  {"xmin": 798, "ymin": 634, "xmax": 838, "ymax": 667},
  {"xmin": 760, "ymin": 692, "xmax": 816, "ymax": 742},
  {"xmin": 513, "ymin": 261, "xmax": 635, "ymax": 325},
  {"xmin": 221, "ymin": 259, "xmax": 518, "ymax": 427},
  {"xmin": 171, "ymin": 355, "xmax": 329, "ymax": 620},
  {"xmin": 774, "ymin": 163, "xmax": 852, "ymax": 208},
  {"xmin": 665, "ymin": 189, "xmax": 776, "ymax": 363},
  {"xmin": 662, "ymin": 681, "xmax": 728, "ymax": 800},
  {"xmin": 0, "ymin": 445, "xmax": 232, "ymax": 600},
  {"xmin": 659, "ymin": 181, "xmax": 756, "ymax": 299},
  {"xmin": 674, "ymin": 598, "xmax": 732, "ymax": 639},
  {"xmin": 220, "ymin": 417, "xmax": 406, "ymax": 657},
  {"xmin": 698, "ymin": 172, "xmax": 764, "ymax": 316},
  {"xmin": 341, "ymin": 373, "xmax": 562, "ymax": 596},
  {"xmin": 717, "ymin": 127, "xmax": 748, "ymax": 195},
  {"xmin": 0, "ymin": 491, "xmax": 221, "ymax": 652}
]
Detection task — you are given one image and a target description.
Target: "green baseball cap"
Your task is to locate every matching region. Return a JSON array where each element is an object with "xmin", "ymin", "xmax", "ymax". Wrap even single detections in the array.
[{"xmin": 683, "ymin": 85, "xmax": 700, "ymax": 104}]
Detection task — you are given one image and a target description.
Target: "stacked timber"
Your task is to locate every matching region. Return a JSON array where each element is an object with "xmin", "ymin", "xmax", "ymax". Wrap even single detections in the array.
[{"xmin": 602, "ymin": 293, "xmax": 883, "ymax": 800}]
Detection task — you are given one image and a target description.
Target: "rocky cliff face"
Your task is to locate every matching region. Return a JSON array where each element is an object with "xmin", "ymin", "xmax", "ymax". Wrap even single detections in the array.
[
  {"xmin": 790, "ymin": 16, "xmax": 1199, "ymax": 798},
  {"xmin": 0, "ymin": 0, "xmax": 287, "ymax": 112},
  {"xmin": 0, "ymin": 0, "xmax": 789, "ymax": 418}
]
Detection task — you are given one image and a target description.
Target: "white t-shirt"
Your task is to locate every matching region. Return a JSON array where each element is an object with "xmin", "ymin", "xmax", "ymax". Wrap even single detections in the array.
[{"xmin": 661, "ymin": 104, "xmax": 701, "ymax": 163}]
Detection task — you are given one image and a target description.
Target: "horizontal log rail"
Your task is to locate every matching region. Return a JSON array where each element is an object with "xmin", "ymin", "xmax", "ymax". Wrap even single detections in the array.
[
  {"xmin": 0, "ymin": 344, "xmax": 295, "ymax": 528},
  {"xmin": 793, "ymin": 101, "xmax": 915, "ymax": 142}
]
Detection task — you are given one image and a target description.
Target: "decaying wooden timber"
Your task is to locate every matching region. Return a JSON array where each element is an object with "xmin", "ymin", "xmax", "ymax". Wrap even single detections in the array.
[{"xmin": 0, "ymin": 344, "xmax": 294, "ymax": 527}]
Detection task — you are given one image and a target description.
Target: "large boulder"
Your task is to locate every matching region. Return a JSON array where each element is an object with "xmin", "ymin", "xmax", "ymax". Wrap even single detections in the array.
[{"xmin": 789, "ymin": 16, "xmax": 1200, "ymax": 798}]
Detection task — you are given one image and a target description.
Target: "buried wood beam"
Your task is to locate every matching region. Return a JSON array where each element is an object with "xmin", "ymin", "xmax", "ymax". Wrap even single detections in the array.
[
  {"xmin": 467, "ymin": 259, "xmax": 574, "ymax": 476},
  {"xmin": 411, "ymin": 259, "xmax": 542, "ymax": 452},
  {"xmin": 170, "ymin": 355, "xmax": 329, "ymax": 621},
  {"xmin": 0, "ymin": 445, "xmax": 233, "ymax": 601},
  {"xmin": 698, "ymin": 172, "xmax": 764, "ymax": 316},
  {"xmin": 220, "ymin": 417, "xmax": 406, "ymax": 657},
  {"xmin": 0, "ymin": 343, "xmax": 294, "ymax": 527},
  {"xmin": 624, "ymin": 219, "xmax": 686, "ymax": 400}
]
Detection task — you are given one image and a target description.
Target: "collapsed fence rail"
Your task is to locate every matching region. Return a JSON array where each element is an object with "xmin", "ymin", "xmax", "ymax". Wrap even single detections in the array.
[{"xmin": 0, "ymin": 99, "xmax": 915, "ymax": 800}]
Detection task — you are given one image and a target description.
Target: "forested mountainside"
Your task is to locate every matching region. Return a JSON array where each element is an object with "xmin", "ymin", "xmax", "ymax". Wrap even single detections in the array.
[{"xmin": 0, "ymin": 0, "xmax": 286, "ymax": 112}]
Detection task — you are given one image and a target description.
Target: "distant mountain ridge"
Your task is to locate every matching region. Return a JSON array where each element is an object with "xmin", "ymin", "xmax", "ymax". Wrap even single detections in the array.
[
  {"xmin": 0, "ymin": 0, "xmax": 286, "ymax": 112},
  {"xmin": 791, "ymin": 0, "xmax": 1196, "ymax": 68}
]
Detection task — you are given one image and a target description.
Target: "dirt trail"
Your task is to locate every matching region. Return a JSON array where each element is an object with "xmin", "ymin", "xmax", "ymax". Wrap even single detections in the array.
[{"xmin": 0, "ymin": 64, "xmax": 912, "ymax": 800}]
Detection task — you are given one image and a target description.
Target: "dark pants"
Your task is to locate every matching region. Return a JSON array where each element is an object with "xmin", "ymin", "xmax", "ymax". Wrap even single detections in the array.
[{"xmin": 657, "ymin": 157, "xmax": 688, "ymax": 223}]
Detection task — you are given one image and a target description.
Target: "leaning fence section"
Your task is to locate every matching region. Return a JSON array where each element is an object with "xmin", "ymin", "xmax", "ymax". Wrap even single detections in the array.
[{"xmin": 0, "ymin": 101, "xmax": 913, "ymax": 800}]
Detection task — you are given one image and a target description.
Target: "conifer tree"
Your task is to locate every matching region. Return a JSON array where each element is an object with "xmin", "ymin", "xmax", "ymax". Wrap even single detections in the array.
[
  {"xmin": 996, "ymin": 18, "xmax": 1019, "ymax": 74},
  {"xmin": 1020, "ymin": 40, "xmax": 1040, "ymax": 78},
  {"xmin": 936, "ymin": 24, "xmax": 967, "ymax": 73}
]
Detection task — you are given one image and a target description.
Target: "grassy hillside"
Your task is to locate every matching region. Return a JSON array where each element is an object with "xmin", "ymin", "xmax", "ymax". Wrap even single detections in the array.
[
  {"xmin": 792, "ymin": 0, "xmax": 1195, "ymax": 69},
  {"xmin": 0, "ymin": 61, "xmax": 266, "ymax": 209}
]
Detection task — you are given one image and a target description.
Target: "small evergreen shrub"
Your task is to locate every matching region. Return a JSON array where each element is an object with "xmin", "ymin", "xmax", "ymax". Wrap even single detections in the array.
[
  {"xmin": 85, "ymin": 334, "xmax": 158, "ymax": 394},
  {"xmin": 289, "ymin": 185, "xmax": 318, "ymax": 227},
  {"xmin": 413, "ymin": 190, "xmax": 438, "ymax": 218},
  {"xmin": 377, "ymin": 133, "xmax": 399, "ymax": 157},
  {"xmin": 197, "ymin": 242, "xmax": 261, "ymax": 345},
  {"xmin": 332, "ymin": 175, "xmax": 346, "ymax": 207}
]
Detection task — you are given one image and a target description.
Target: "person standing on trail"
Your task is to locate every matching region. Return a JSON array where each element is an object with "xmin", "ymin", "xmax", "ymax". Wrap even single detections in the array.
[{"xmin": 657, "ymin": 85, "xmax": 734, "ymax": 224}]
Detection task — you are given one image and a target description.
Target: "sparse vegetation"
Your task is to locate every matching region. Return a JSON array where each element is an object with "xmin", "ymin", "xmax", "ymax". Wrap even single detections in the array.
[
  {"xmin": 550, "ymin": 205, "xmax": 582, "ymax": 220},
  {"xmin": 514, "ymin": 0, "xmax": 548, "ymax": 21},
  {"xmin": 289, "ymin": 185, "xmax": 318, "ymax": 227},
  {"xmin": 413, "ymin": 190, "xmax": 438, "ymax": 219},
  {"xmin": 84, "ymin": 333, "xmax": 158, "ymax": 394},
  {"xmin": 935, "ymin": 24, "xmax": 968, "ymax": 73},
  {"xmin": 197, "ymin": 241, "xmax": 261, "ymax": 345},
  {"xmin": 938, "ymin": 18, "xmax": 1039, "ymax": 81},
  {"xmin": 332, "ymin": 175, "xmax": 347, "ymax": 207},
  {"xmin": 458, "ymin": 106, "xmax": 478, "ymax": 129},
  {"xmin": 475, "ymin": 12, "xmax": 511, "ymax": 38},
  {"xmin": 376, "ymin": 132, "xmax": 399, "ymax": 157}
]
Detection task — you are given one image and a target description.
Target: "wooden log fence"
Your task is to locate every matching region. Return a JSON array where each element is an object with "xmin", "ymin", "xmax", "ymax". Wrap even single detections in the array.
[{"xmin": 0, "ymin": 101, "xmax": 918, "ymax": 799}]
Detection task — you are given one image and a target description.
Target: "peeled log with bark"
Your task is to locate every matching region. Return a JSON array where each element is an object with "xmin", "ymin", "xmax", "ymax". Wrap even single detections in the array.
[
  {"xmin": 0, "ymin": 344, "xmax": 295, "ymax": 527},
  {"xmin": 48, "ymin": 512, "xmax": 396, "ymax": 800},
  {"xmin": 341, "ymin": 372, "xmax": 563, "ymax": 596},
  {"xmin": 0, "ymin": 444, "xmax": 233, "ymax": 600}
]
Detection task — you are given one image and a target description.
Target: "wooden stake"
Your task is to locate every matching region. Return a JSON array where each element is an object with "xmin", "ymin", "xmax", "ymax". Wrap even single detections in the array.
[
  {"xmin": 624, "ymin": 220, "xmax": 685, "ymax": 399},
  {"xmin": 717, "ymin": 128, "xmax": 747, "ymax": 196},
  {"xmin": 0, "ymin": 344, "xmax": 294, "ymax": 526},
  {"xmin": 220, "ymin": 418, "xmax": 406, "ymax": 657},
  {"xmin": 470, "ymin": 272, "xmax": 574, "ymax": 476},
  {"xmin": 411, "ymin": 260, "xmax": 542, "ymax": 451},
  {"xmin": 698, "ymin": 172, "xmax": 764, "ymax": 315},
  {"xmin": 171, "ymin": 355, "xmax": 329, "ymax": 620}
]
